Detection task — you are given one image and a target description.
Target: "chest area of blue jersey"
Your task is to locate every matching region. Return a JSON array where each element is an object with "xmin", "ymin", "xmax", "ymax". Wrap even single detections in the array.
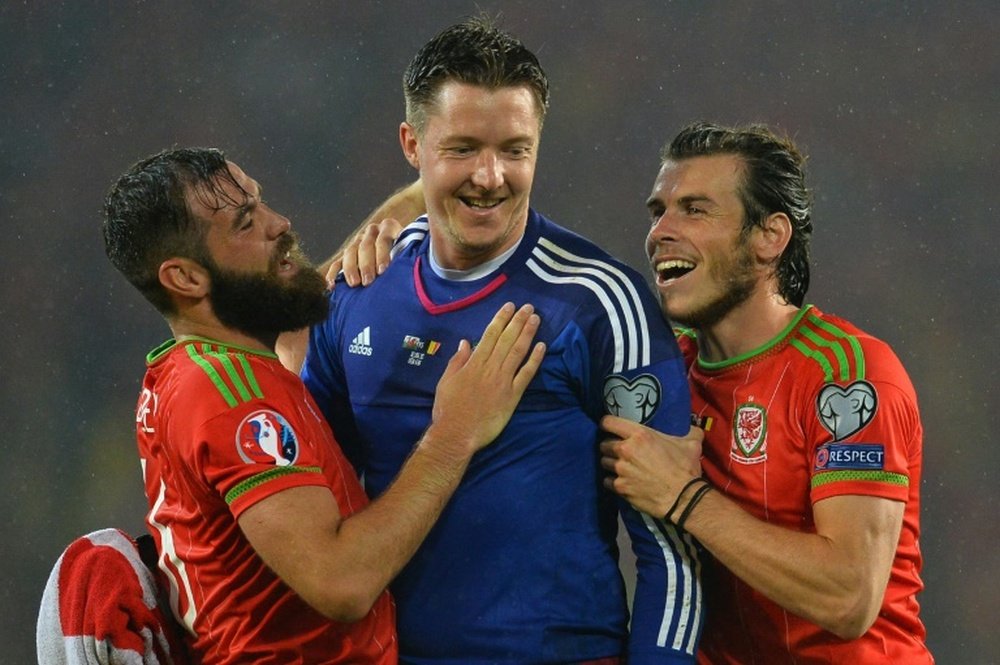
[{"xmin": 336, "ymin": 260, "xmax": 595, "ymax": 412}]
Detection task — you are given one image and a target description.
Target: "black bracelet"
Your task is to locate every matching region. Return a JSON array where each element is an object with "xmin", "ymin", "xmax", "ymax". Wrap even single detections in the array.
[
  {"xmin": 676, "ymin": 481, "xmax": 713, "ymax": 531},
  {"xmin": 663, "ymin": 477, "xmax": 704, "ymax": 524}
]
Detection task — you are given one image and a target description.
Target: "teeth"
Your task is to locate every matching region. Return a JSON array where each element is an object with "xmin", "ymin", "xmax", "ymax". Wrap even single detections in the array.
[
  {"xmin": 656, "ymin": 259, "xmax": 695, "ymax": 271},
  {"xmin": 464, "ymin": 198, "xmax": 501, "ymax": 209}
]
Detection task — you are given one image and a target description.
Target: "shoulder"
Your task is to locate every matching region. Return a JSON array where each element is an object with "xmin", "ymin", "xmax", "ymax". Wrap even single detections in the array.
[
  {"xmin": 389, "ymin": 216, "xmax": 429, "ymax": 259},
  {"xmin": 794, "ymin": 308, "xmax": 914, "ymax": 394},
  {"xmin": 170, "ymin": 343, "xmax": 290, "ymax": 414},
  {"xmin": 526, "ymin": 213, "xmax": 654, "ymax": 300}
]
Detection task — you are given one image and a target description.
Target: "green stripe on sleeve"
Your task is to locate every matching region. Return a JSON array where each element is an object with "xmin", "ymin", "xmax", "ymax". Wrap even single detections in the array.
[
  {"xmin": 811, "ymin": 470, "xmax": 909, "ymax": 489},
  {"xmin": 224, "ymin": 466, "xmax": 324, "ymax": 505},
  {"xmin": 236, "ymin": 353, "xmax": 264, "ymax": 399},
  {"xmin": 800, "ymin": 326, "xmax": 850, "ymax": 382},
  {"xmin": 809, "ymin": 314, "xmax": 866, "ymax": 380},
  {"xmin": 186, "ymin": 344, "xmax": 238, "ymax": 408},
  {"xmin": 790, "ymin": 338, "xmax": 834, "ymax": 381},
  {"xmin": 215, "ymin": 352, "xmax": 253, "ymax": 402}
]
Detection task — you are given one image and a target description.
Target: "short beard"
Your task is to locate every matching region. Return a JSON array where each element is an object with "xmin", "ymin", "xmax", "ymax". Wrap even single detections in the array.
[
  {"xmin": 669, "ymin": 241, "xmax": 756, "ymax": 329},
  {"xmin": 206, "ymin": 247, "xmax": 329, "ymax": 344}
]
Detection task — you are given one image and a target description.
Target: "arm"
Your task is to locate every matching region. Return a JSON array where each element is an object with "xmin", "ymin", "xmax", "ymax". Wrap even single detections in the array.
[
  {"xmin": 242, "ymin": 303, "xmax": 545, "ymax": 621},
  {"xmin": 600, "ymin": 416, "xmax": 904, "ymax": 639},
  {"xmin": 322, "ymin": 179, "xmax": 423, "ymax": 286}
]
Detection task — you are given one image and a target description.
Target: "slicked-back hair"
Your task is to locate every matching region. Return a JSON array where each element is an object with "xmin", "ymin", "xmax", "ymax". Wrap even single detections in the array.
[
  {"xmin": 663, "ymin": 122, "xmax": 813, "ymax": 306},
  {"xmin": 102, "ymin": 147, "xmax": 246, "ymax": 315},
  {"xmin": 403, "ymin": 16, "xmax": 550, "ymax": 135}
]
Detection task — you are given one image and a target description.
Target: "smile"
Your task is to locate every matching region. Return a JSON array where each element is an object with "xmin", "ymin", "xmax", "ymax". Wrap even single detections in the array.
[
  {"xmin": 655, "ymin": 258, "xmax": 695, "ymax": 282},
  {"xmin": 460, "ymin": 196, "xmax": 503, "ymax": 209}
]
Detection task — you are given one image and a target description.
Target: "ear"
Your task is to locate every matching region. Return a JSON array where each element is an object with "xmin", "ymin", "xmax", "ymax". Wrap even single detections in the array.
[
  {"xmin": 753, "ymin": 212, "xmax": 793, "ymax": 265},
  {"xmin": 158, "ymin": 257, "xmax": 210, "ymax": 301},
  {"xmin": 400, "ymin": 121, "xmax": 420, "ymax": 169}
]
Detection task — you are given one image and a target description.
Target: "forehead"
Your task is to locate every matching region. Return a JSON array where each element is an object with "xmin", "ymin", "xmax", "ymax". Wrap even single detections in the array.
[
  {"xmin": 184, "ymin": 160, "xmax": 255, "ymax": 220},
  {"xmin": 650, "ymin": 154, "xmax": 745, "ymax": 201},
  {"xmin": 424, "ymin": 81, "xmax": 542, "ymax": 136}
]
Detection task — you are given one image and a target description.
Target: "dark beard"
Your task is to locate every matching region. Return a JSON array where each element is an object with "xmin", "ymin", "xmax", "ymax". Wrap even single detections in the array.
[
  {"xmin": 670, "ymin": 242, "xmax": 756, "ymax": 329},
  {"xmin": 207, "ymin": 250, "xmax": 329, "ymax": 343}
]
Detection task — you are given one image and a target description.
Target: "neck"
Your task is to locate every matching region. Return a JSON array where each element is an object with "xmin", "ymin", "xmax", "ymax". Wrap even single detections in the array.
[
  {"xmin": 168, "ymin": 314, "xmax": 276, "ymax": 354},
  {"xmin": 694, "ymin": 287, "xmax": 800, "ymax": 363}
]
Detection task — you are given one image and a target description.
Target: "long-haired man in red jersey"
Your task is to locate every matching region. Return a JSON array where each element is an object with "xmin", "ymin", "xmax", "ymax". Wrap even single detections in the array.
[{"xmin": 600, "ymin": 122, "xmax": 933, "ymax": 663}]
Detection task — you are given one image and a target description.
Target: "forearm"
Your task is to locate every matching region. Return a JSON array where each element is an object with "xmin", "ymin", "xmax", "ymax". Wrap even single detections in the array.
[
  {"xmin": 240, "ymin": 428, "xmax": 474, "ymax": 623},
  {"xmin": 681, "ymin": 490, "xmax": 894, "ymax": 638},
  {"xmin": 331, "ymin": 426, "xmax": 472, "ymax": 609}
]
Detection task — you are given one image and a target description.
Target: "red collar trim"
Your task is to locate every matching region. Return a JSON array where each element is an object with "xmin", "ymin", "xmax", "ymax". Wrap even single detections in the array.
[{"xmin": 413, "ymin": 256, "xmax": 508, "ymax": 315}]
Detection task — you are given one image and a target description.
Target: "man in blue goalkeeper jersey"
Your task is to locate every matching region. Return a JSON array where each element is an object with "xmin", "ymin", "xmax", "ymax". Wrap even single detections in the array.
[{"xmin": 301, "ymin": 18, "xmax": 701, "ymax": 664}]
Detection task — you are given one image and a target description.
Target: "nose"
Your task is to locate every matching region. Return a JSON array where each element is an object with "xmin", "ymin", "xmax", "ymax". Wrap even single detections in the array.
[
  {"xmin": 646, "ymin": 210, "xmax": 677, "ymax": 256},
  {"xmin": 265, "ymin": 205, "xmax": 291, "ymax": 239},
  {"xmin": 471, "ymin": 151, "xmax": 503, "ymax": 191}
]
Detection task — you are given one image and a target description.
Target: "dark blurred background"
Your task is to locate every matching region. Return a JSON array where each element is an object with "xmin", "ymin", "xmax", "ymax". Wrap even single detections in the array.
[{"xmin": 3, "ymin": 2, "xmax": 996, "ymax": 662}]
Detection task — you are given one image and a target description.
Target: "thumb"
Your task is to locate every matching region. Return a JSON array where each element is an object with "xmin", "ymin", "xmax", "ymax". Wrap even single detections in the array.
[{"xmin": 600, "ymin": 414, "xmax": 641, "ymax": 438}]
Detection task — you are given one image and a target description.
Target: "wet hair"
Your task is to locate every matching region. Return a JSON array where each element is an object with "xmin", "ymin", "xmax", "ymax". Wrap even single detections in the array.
[
  {"xmin": 102, "ymin": 147, "xmax": 247, "ymax": 314},
  {"xmin": 663, "ymin": 122, "xmax": 813, "ymax": 306},
  {"xmin": 403, "ymin": 16, "xmax": 550, "ymax": 134}
]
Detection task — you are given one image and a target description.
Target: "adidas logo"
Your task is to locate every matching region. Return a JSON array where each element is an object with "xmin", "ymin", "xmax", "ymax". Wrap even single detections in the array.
[{"xmin": 348, "ymin": 326, "xmax": 373, "ymax": 356}]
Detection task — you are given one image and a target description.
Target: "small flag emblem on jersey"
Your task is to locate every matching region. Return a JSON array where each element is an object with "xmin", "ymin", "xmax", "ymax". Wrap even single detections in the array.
[
  {"xmin": 402, "ymin": 334, "xmax": 443, "ymax": 366},
  {"xmin": 401, "ymin": 335, "xmax": 441, "ymax": 354}
]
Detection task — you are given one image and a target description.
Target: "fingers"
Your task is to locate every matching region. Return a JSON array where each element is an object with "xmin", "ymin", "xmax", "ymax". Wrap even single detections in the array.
[
  {"xmin": 340, "ymin": 233, "xmax": 361, "ymax": 287},
  {"xmin": 470, "ymin": 302, "xmax": 518, "ymax": 359},
  {"xmin": 374, "ymin": 218, "xmax": 402, "ymax": 276},
  {"xmin": 461, "ymin": 302, "xmax": 544, "ymax": 394},
  {"xmin": 356, "ymin": 223, "xmax": 380, "ymax": 286},
  {"xmin": 325, "ymin": 257, "xmax": 343, "ymax": 288},
  {"xmin": 512, "ymin": 341, "xmax": 546, "ymax": 395},
  {"xmin": 600, "ymin": 414, "xmax": 643, "ymax": 438}
]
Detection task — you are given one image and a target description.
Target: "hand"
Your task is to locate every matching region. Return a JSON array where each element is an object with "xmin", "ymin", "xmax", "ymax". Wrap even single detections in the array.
[
  {"xmin": 327, "ymin": 217, "xmax": 404, "ymax": 288},
  {"xmin": 599, "ymin": 416, "xmax": 704, "ymax": 517},
  {"xmin": 427, "ymin": 303, "xmax": 545, "ymax": 455}
]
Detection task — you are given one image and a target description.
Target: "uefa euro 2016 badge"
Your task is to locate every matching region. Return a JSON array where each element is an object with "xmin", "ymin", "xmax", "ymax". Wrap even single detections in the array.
[
  {"xmin": 235, "ymin": 409, "xmax": 300, "ymax": 466},
  {"xmin": 731, "ymin": 402, "xmax": 767, "ymax": 464},
  {"xmin": 603, "ymin": 374, "xmax": 661, "ymax": 423}
]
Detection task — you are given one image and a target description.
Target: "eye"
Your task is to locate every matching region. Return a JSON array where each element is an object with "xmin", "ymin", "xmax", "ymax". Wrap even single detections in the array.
[
  {"xmin": 685, "ymin": 204, "xmax": 704, "ymax": 215},
  {"xmin": 505, "ymin": 145, "xmax": 530, "ymax": 158},
  {"xmin": 648, "ymin": 206, "xmax": 665, "ymax": 224}
]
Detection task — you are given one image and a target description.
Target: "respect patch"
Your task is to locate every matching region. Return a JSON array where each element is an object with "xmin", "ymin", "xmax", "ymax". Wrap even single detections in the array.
[{"xmin": 814, "ymin": 442, "xmax": 885, "ymax": 471}]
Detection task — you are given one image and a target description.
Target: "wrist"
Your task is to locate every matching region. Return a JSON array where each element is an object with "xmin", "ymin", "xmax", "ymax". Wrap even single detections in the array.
[
  {"xmin": 417, "ymin": 424, "xmax": 477, "ymax": 463},
  {"xmin": 663, "ymin": 477, "xmax": 713, "ymax": 530}
]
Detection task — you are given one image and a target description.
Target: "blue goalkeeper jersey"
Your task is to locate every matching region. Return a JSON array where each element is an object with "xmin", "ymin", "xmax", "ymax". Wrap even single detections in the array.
[{"xmin": 303, "ymin": 210, "xmax": 702, "ymax": 664}]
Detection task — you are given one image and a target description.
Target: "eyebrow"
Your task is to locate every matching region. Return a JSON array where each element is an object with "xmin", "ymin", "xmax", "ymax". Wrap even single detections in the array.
[
  {"xmin": 646, "ymin": 193, "xmax": 714, "ymax": 210},
  {"xmin": 231, "ymin": 181, "xmax": 262, "ymax": 230}
]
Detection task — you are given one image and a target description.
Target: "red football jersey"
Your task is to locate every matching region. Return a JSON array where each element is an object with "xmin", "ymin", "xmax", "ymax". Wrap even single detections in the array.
[
  {"xmin": 136, "ymin": 338, "xmax": 396, "ymax": 664},
  {"xmin": 678, "ymin": 306, "xmax": 932, "ymax": 664}
]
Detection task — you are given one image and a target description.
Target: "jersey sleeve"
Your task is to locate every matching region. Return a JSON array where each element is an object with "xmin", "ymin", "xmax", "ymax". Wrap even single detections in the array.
[
  {"xmin": 191, "ymin": 399, "xmax": 334, "ymax": 520},
  {"xmin": 588, "ymin": 270, "xmax": 702, "ymax": 663},
  {"xmin": 807, "ymin": 338, "xmax": 921, "ymax": 505}
]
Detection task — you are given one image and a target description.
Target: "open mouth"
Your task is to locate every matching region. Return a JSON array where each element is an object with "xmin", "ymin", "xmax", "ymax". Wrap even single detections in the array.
[
  {"xmin": 655, "ymin": 258, "xmax": 695, "ymax": 282},
  {"xmin": 460, "ymin": 196, "xmax": 503, "ymax": 210}
]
